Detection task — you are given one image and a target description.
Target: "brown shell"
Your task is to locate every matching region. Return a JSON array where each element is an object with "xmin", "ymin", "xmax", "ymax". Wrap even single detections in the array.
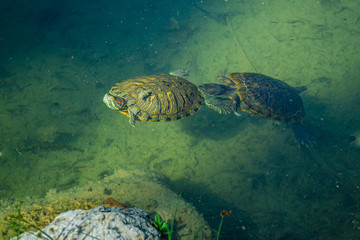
[
  {"xmin": 229, "ymin": 73, "xmax": 305, "ymax": 123},
  {"xmin": 109, "ymin": 74, "xmax": 203, "ymax": 122}
]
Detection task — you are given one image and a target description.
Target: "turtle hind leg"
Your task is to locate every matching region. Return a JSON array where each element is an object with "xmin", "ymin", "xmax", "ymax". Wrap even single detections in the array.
[{"xmin": 292, "ymin": 123, "xmax": 316, "ymax": 147}]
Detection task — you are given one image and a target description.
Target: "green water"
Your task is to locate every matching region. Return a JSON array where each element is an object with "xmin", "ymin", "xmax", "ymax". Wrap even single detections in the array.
[{"xmin": 1, "ymin": 0, "xmax": 360, "ymax": 239}]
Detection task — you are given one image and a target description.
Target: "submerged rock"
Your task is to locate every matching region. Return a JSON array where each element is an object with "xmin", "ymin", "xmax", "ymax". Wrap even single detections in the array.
[
  {"xmin": 0, "ymin": 168, "xmax": 212, "ymax": 239},
  {"xmin": 13, "ymin": 206, "xmax": 161, "ymax": 240}
]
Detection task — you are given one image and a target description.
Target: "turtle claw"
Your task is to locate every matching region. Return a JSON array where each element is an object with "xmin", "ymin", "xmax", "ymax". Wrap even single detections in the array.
[{"xmin": 234, "ymin": 110, "xmax": 242, "ymax": 117}]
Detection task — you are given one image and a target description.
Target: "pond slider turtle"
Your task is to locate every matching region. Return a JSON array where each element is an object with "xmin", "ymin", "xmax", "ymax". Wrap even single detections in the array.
[
  {"xmin": 103, "ymin": 73, "xmax": 203, "ymax": 127},
  {"xmin": 199, "ymin": 72, "xmax": 314, "ymax": 145}
]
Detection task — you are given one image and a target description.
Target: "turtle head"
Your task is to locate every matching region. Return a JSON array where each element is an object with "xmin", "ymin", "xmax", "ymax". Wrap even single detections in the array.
[
  {"xmin": 169, "ymin": 69, "xmax": 190, "ymax": 77},
  {"xmin": 103, "ymin": 93, "xmax": 127, "ymax": 111},
  {"xmin": 198, "ymin": 83, "xmax": 234, "ymax": 96}
]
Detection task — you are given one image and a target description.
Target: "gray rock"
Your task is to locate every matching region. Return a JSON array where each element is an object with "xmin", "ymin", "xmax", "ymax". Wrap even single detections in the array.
[{"xmin": 14, "ymin": 206, "xmax": 161, "ymax": 240}]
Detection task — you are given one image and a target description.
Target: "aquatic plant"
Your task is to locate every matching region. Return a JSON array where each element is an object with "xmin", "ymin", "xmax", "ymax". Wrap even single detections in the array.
[
  {"xmin": 0, "ymin": 199, "xmax": 99, "ymax": 239},
  {"xmin": 153, "ymin": 213, "xmax": 169, "ymax": 235},
  {"xmin": 193, "ymin": 210, "xmax": 232, "ymax": 240},
  {"xmin": 153, "ymin": 193, "xmax": 182, "ymax": 240},
  {"xmin": 216, "ymin": 210, "xmax": 232, "ymax": 240},
  {"xmin": 192, "ymin": 219, "xmax": 203, "ymax": 240},
  {"xmin": 168, "ymin": 193, "xmax": 181, "ymax": 240},
  {"xmin": 1, "ymin": 200, "xmax": 55, "ymax": 240}
]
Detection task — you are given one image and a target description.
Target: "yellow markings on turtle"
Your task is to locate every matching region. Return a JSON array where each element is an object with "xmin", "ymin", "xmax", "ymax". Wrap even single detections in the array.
[
  {"xmin": 157, "ymin": 92, "xmax": 167, "ymax": 115},
  {"xmin": 143, "ymin": 95, "xmax": 155, "ymax": 112},
  {"xmin": 150, "ymin": 94, "xmax": 161, "ymax": 115},
  {"xmin": 166, "ymin": 91, "xmax": 175, "ymax": 114},
  {"xmin": 104, "ymin": 74, "xmax": 203, "ymax": 124},
  {"xmin": 119, "ymin": 109, "xmax": 145, "ymax": 122},
  {"xmin": 119, "ymin": 110, "xmax": 129, "ymax": 117},
  {"xmin": 173, "ymin": 90, "xmax": 184, "ymax": 112}
]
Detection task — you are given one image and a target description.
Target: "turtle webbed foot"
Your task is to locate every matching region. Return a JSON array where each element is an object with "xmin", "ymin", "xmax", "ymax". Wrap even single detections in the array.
[
  {"xmin": 292, "ymin": 123, "xmax": 316, "ymax": 147},
  {"xmin": 204, "ymin": 97, "xmax": 234, "ymax": 115}
]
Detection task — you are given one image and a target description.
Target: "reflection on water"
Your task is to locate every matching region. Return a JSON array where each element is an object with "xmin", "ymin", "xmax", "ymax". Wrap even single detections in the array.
[{"xmin": 0, "ymin": 0, "xmax": 360, "ymax": 239}]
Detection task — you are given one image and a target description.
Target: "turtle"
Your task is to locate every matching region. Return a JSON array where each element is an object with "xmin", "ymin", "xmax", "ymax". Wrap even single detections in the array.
[
  {"xmin": 103, "ymin": 73, "xmax": 203, "ymax": 127},
  {"xmin": 198, "ymin": 72, "xmax": 314, "ymax": 145}
]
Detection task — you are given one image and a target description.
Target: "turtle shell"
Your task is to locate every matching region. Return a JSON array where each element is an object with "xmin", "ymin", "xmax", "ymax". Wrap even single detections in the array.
[
  {"xmin": 228, "ymin": 72, "xmax": 305, "ymax": 124},
  {"xmin": 109, "ymin": 74, "xmax": 203, "ymax": 122}
]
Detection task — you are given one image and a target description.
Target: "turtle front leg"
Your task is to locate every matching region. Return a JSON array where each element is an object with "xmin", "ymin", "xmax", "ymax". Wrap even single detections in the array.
[
  {"xmin": 128, "ymin": 109, "xmax": 136, "ymax": 127},
  {"xmin": 231, "ymin": 95, "xmax": 242, "ymax": 116}
]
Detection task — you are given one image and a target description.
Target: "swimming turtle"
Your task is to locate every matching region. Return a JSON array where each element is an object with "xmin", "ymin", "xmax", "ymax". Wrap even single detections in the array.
[
  {"xmin": 198, "ymin": 72, "xmax": 314, "ymax": 145},
  {"xmin": 103, "ymin": 72, "xmax": 203, "ymax": 127}
]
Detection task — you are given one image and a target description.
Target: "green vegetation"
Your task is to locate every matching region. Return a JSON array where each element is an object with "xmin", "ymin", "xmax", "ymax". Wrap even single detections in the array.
[
  {"xmin": 2, "ymin": 200, "xmax": 55, "ymax": 240},
  {"xmin": 0, "ymin": 200, "xmax": 99, "ymax": 239},
  {"xmin": 153, "ymin": 213, "xmax": 170, "ymax": 235},
  {"xmin": 153, "ymin": 193, "xmax": 181, "ymax": 240},
  {"xmin": 153, "ymin": 194, "xmax": 232, "ymax": 240},
  {"xmin": 2, "ymin": 194, "xmax": 230, "ymax": 239},
  {"xmin": 216, "ymin": 210, "xmax": 232, "ymax": 240},
  {"xmin": 192, "ymin": 219, "xmax": 203, "ymax": 240}
]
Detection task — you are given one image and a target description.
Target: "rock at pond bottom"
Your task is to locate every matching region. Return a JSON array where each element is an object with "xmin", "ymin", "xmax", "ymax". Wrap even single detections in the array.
[{"xmin": 13, "ymin": 206, "xmax": 161, "ymax": 240}]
